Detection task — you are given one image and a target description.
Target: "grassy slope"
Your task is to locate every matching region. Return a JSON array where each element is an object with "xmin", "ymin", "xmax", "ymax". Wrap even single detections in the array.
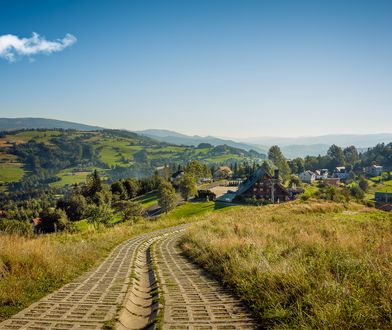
[
  {"xmin": 0, "ymin": 130, "xmax": 262, "ymax": 186},
  {"xmin": 181, "ymin": 201, "xmax": 392, "ymax": 329},
  {"xmin": 0, "ymin": 201, "xmax": 231, "ymax": 321},
  {"xmin": 0, "ymin": 163, "xmax": 25, "ymax": 183}
]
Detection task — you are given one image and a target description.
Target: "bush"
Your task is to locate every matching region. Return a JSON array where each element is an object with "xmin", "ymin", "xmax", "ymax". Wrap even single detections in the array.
[{"xmin": 0, "ymin": 219, "xmax": 32, "ymax": 236}]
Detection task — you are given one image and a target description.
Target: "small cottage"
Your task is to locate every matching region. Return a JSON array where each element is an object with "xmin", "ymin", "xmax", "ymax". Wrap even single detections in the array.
[
  {"xmin": 299, "ymin": 170, "xmax": 316, "ymax": 184},
  {"xmin": 365, "ymin": 165, "xmax": 383, "ymax": 177}
]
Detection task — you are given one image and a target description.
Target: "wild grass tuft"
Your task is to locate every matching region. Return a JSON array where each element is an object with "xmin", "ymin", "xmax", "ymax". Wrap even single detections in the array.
[{"xmin": 181, "ymin": 201, "xmax": 392, "ymax": 329}]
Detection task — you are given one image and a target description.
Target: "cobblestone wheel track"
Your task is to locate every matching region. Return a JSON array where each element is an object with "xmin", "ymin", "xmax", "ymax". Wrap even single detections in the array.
[
  {"xmin": 0, "ymin": 225, "xmax": 258, "ymax": 330},
  {"xmin": 155, "ymin": 232, "xmax": 258, "ymax": 329}
]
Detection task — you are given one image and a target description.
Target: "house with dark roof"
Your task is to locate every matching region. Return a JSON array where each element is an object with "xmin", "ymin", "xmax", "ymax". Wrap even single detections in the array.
[
  {"xmin": 236, "ymin": 168, "xmax": 292, "ymax": 203},
  {"xmin": 375, "ymin": 192, "xmax": 392, "ymax": 211}
]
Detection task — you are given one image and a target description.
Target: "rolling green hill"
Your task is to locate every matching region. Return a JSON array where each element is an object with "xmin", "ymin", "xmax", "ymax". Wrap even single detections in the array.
[{"xmin": 0, "ymin": 129, "xmax": 265, "ymax": 188}]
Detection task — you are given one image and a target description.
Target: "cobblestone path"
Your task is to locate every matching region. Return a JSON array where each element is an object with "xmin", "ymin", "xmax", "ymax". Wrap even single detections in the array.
[{"xmin": 0, "ymin": 226, "xmax": 258, "ymax": 330}]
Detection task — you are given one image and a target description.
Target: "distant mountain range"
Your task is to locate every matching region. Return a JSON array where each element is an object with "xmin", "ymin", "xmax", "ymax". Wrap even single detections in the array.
[
  {"xmin": 1, "ymin": 118, "xmax": 391, "ymax": 158},
  {"xmin": 137, "ymin": 129, "xmax": 267, "ymax": 154},
  {"xmin": 240, "ymin": 134, "xmax": 392, "ymax": 148},
  {"xmin": 0, "ymin": 118, "xmax": 102, "ymax": 131}
]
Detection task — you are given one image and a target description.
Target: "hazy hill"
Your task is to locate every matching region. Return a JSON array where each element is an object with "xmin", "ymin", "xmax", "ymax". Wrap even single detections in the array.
[
  {"xmin": 137, "ymin": 129, "xmax": 267, "ymax": 154},
  {"xmin": 241, "ymin": 134, "xmax": 392, "ymax": 148},
  {"xmin": 0, "ymin": 118, "xmax": 102, "ymax": 132}
]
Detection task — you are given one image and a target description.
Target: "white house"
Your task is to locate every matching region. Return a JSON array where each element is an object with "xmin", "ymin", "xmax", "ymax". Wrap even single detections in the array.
[
  {"xmin": 365, "ymin": 165, "xmax": 383, "ymax": 177},
  {"xmin": 332, "ymin": 166, "xmax": 349, "ymax": 180},
  {"xmin": 299, "ymin": 170, "xmax": 316, "ymax": 184},
  {"xmin": 315, "ymin": 169, "xmax": 328, "ymax": 180}
]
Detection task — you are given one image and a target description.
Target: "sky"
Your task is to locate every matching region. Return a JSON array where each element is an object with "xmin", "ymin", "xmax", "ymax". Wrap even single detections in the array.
[{"xmin": 1, "ymin": 0, "xmax": 392, "ymax": 138}]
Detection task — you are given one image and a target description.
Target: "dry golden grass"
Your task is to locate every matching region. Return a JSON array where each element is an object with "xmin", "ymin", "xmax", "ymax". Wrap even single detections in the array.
[{"xmin": 181, "ymin": 201, "xmax": 392, "ymax": 329}]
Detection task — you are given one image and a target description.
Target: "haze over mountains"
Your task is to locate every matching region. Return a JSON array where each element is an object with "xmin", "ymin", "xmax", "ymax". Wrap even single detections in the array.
[{"xmin": 1, "ymin": 118, "xmax": 391, "ymax": 158}]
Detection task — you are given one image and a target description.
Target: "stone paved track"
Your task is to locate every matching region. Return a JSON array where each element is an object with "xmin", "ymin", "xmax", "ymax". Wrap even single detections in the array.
[
  {"xmin": 0, "ymin": 225, "xmax": 259, "ymax": 329},
  {"xmin": 0, "ymin": 226, "xmax": 186, "ymax": 330},
  {"xmin": 155, "ymin": 232, "xmax": 258, "ymax": 329}
]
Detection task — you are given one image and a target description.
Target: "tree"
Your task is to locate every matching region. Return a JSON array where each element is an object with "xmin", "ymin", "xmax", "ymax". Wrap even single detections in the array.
[
  {"xmin": 350, "ymin": 184, "xmax": 365, "ymax": 201},
  {"xmin": 288, "ymin": 175, "xmax": 303, "ymax": 188},
  {"xmin": 157, "ymin": 180, "xmax": 177, "ymax": 213},
  {"xmin": 185, "ymin": 160, "xmax": 204, "ymax": 181},
  {"xmin": 327, "ymin": 145, "xmax": 345, "ymax": 169},
  {"xmin": 268, "ymin": 146, "xmax": 291, "ymax": 181},
  {"xmin": 57, "ymin": 193, "xmax": 88, "ymax": 221},
  {"xmin": 123, "ymin": 178, "xmax": 139, "ymax": 198},
  {"xmin": 84, "ymin": 170, "xmax": 103, "ymax": 202},
  {"xmin": 289, "ymin": 158, "xmax": 305, "ymax": 174},
  {"xmin": 87, "ymin": 204, "xmax": 112, "ymax": 230},
  {"xmin": 343, "ymin": 146, "xmax": 359, "ymax": 166},
  {"xmin": 358, "ymin": 177, "xmax": 369, "ymax": 192},
  {"xmin": 111, "ymin": 181, "xmax": 127, "ymax": 200},
  {"xmin": 179, "ymin": 173, "xmax": 197, "ymax": 201},
  {"xmin": 261, "ymin": 161, "xmax": 273, "ymax": 176},
  {"xmin": 115, "ymin": 200, "xmax": 144, "ymax": 222}
]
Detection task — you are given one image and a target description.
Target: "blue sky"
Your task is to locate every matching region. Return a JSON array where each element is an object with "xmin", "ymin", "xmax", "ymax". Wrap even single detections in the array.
[{"xmin": 1, "ymin": 0, "xmax": 392, "ymax": 137}]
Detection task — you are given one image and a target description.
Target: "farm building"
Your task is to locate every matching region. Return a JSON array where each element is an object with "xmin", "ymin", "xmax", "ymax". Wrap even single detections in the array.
[
  {"xmin": 375, "ymin": 192, "xmax": 392, "ymax": 211},
  {"xmin": 365, "ymin": 165, "xmax": 383, "ymax": 177},
  {"xmin": 236, "ymin": 168, "xmax": 292, "ymax": 203},
  {"xmin": 332, "ymin": 166, "xmax": 349, "ymax": 180},
  {"xmin": 299, "ymin": 170, "xmax": 316, "ymax": 184},
  {"xmin": 213, "ymin": 166, "xmax": 233, "ymax": 179},
  {"xmin": 315, "ymin": 169, "xmax": 328, "ymax": 180}
]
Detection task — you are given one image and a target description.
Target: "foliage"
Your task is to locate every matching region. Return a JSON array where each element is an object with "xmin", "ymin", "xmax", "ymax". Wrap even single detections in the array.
[
  {"xmin": 157, "ymin": 179, "xmax": 177, "ymax": 213},
  {"xmin": 179, "ymin": 173, "xmax": 197, "ymax": 201},
  {"xmin": 0, "ymin": 219, "xmax": 32, "ymax": 236},
  {"xmin": 268, "ymin": 145, "xmax": 291, "ymax": 181}
]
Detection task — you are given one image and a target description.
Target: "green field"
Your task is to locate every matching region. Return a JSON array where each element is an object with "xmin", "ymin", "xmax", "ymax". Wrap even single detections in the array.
[
  {"xmin": 133, "ymin": 191, "xmax": 159, "ymax": 208},
  {"xmin": 0, "ymin": 163, "xmax": 25, "ymax": 183},
  {"xmin": 50, "ymin": 171, "xmax": 91, "ymax": 188}
]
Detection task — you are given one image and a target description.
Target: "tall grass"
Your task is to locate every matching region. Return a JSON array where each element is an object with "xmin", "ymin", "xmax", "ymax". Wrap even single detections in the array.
[
  {"xmin": 181, "ymin": 201, "xmax": 392, "ymax": 329},
  {"xmin": 0, "ymin": 206, "xmax": 208, "ymax": 321}
]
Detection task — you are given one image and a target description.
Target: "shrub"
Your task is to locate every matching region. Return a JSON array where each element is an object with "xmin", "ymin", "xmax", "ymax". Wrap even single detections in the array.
[{"xmin": 0, "ymin": 219, "xmax": 32, "ymax": 236}]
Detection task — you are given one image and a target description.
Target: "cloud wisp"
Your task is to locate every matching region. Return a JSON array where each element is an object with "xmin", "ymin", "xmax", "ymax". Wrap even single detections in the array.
[{"xmin": 0, "ymin": 32, "xmax": 77, "ymax": 62}]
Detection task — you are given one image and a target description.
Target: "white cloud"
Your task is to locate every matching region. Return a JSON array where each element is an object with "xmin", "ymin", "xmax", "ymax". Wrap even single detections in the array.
[{"xmin": 0, "ymin": 32, "xmax": 77, "ymax": 62}]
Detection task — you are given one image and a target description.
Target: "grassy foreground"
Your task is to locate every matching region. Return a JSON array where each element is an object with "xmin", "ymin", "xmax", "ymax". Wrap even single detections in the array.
[
  {"xmin": 0, "ymin": 202, "xmax": 225, "ymax": 321},
  {"xmin": 181, "ymin": 201, "xmax": 392, "ymax": 329}
]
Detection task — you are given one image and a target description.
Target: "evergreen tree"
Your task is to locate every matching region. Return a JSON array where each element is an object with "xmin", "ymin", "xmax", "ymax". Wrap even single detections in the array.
[
  {"xmin": 268, "ymin": 146, "xmax": 291, "ymax": 181},
  {"xmin": 157, "ymin": 180, "xmax": 177, "ymax": 213}
]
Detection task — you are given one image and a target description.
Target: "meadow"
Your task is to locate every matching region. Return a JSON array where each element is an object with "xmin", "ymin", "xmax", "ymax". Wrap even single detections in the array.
[
  {"xmin": 181, "ymin": 201, "xmax": 392, "ymax": 329},
  {"xmin": 0, "ymin": 201, "xmax": 231, "ymax": 321}
]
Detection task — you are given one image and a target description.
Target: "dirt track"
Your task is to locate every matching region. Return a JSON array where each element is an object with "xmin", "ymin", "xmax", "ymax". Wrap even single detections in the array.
[{"xmin": 0, "ymin": 226, "xmax": 257, "ymax": 329}]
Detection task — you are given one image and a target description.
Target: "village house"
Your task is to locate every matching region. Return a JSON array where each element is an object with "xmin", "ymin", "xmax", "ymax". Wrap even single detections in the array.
[
  {"xmin": 236, "ymin": 168, "xmax": 292, "ymax": 203},
  {"xmin": 299, "ymin": 170, "xmax": 316, "ymax": 184},
  {"xmin": 332, "ymin": 166, "xmax": 349, "ymax": 180},
  {"xmin": 375, "ymin": 192, "xmax": 392, "ymax": 211},
  {"xmin": 315, "ymin": 169, "xmax": 328, "ymax": 180},
  {"xmin": 365, "ymin": 164, "xmax": 383, "ymax": 177},
  {"xmin": 213, "ymin": 166, "xmax": 233, "ymax": 180}
]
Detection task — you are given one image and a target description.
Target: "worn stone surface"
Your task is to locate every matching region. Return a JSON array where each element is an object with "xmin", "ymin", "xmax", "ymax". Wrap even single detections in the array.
[
  {"xmin": 155, "ymin": 232, "xmax": 258, "ymax": 329},
  {"xmin": 0, "ymin": 225, "xmax": 258, "ymax": 330}
]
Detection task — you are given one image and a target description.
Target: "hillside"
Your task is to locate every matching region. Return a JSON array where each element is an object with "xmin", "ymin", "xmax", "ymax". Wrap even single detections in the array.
[
  {"xmin": 0, "ymin": 129, "xmax": 265, "ymax": 188},
  {"xmin": 0, "ymin": 118, "xmax": 102, "ymax": 131},
  {"xmin": 137, "ymin": 129, "xmax": 267, "ymax": 154}
]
